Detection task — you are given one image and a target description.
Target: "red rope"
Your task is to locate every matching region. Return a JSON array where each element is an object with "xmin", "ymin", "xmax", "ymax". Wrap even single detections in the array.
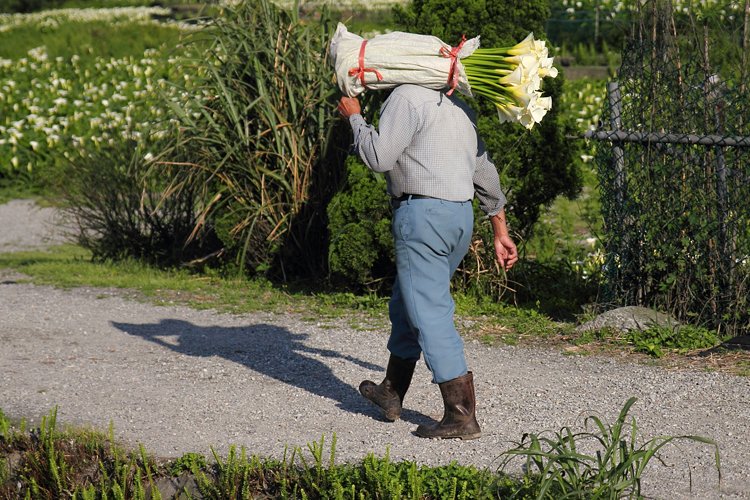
[
  {"xmin": 439, "ymin": 35, "xmax": 467, "ymax": 96},
  {"xmin": 348, "ymin": 40, "xmax": 383, "ymax": 88}
]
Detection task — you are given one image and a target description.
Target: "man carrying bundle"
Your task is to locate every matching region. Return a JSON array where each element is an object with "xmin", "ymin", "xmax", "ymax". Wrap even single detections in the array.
[{"xmin": 338, "ymin": 84, "xmax": 517, "ymax": 440}]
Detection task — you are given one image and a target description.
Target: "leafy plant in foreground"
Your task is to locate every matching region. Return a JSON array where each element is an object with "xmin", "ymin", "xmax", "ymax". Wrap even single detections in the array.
[{"xmin": 497, "ymin": 397, "xmax": 721, "ymax": 499}]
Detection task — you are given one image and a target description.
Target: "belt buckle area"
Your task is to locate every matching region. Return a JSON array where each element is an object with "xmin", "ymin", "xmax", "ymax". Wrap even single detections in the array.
[{"xmin": 391, "ymin": 194, "xmax": 429, "ymax": 210}]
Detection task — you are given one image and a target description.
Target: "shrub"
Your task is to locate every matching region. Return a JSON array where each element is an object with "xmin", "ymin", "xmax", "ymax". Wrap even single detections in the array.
[
  {"xmin": 499, "ymin": 397, "xmax": 721, "ymax": 498},
  {"xmin": 327, "ymin": 156, "xmax": 393, "ymax": 291},
  {"xmin": 59, "ymin": 138, "xmax": 220, "ymax": 266}
]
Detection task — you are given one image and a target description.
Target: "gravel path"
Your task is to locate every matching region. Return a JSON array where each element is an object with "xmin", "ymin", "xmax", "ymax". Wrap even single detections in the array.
[{"xmin": 1, "ymin": 200, "xmax": 749, "ymax": 499}]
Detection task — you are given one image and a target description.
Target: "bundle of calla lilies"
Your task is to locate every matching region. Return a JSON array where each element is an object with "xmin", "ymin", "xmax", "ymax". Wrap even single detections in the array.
[{"xmin": 329, "ymin": 23, "xmax": 558, "ymax": 129}]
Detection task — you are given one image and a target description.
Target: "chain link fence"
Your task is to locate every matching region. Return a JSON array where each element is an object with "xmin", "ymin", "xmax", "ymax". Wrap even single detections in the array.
[{"xmin": 588, "ymin": 1, "xmax": 750, "ymax": 335}]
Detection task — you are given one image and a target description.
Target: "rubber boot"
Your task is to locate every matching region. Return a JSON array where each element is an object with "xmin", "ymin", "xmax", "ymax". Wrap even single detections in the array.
[
  {"xmin": 359, "ymin": 355, "xmax": 417, "ymax": 421},
  {"xmin": 415, "ymin": 371, "xmax": 481, "ymax": 440}
]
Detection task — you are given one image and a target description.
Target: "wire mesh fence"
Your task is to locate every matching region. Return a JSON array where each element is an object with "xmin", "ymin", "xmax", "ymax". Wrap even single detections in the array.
[{"xmin": 589, "ymin": 1, "xmax": 750, "ymax": 335}]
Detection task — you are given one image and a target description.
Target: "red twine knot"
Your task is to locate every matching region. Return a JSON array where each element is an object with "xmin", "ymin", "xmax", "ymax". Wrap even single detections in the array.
[
  {"xmin": 439, "ymin": 35, "xmax": 467, "ymax": 96},
  {"xmin": 348, "ymin": 39, "xmax": 383, "ymax": 88}
]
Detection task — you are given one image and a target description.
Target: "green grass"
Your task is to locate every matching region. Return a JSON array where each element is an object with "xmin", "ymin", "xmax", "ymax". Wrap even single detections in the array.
[
  {"xmin": 0, "ymin": 244, "xmax": 577, "ymax": 340},
  {"xmin": 0, "ymin": 245, "xmax": 306, "ymax": 314},
  {"xmin": 0, "ymin": 17, "xmax": 186, "ymax": 59},
  {"xmin": 0, "ymin": 243, "xmax": 736, "ymax": 365}
]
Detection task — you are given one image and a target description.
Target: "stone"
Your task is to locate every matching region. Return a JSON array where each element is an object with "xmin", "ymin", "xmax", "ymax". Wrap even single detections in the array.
[{"xmin": 576, "ymin": 306, "xmax": 680, "ymax": 333}]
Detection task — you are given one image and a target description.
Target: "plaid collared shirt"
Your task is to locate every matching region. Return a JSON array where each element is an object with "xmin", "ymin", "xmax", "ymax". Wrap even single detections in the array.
[{"xmin": 348, "ymin": 84, "xmax": 507, "ymax": 215}]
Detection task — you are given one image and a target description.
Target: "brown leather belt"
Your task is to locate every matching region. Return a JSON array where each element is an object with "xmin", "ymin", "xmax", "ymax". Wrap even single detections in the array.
[{"xmin": 390, "ymin": 194, "xmax": 433, "ymax": 209}]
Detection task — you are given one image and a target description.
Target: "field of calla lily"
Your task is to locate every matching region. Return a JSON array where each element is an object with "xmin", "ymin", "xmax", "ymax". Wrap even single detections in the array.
[{"xmin": 0, "ymin": 7, "xmax": 199, "ymax": 183}]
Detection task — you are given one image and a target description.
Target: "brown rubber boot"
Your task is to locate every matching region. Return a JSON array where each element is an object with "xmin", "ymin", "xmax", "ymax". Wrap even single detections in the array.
[
  {"xmin": 415, "ymin": 371, "xmax": 481, "ymax": 440},
  {"xmin": 359, "ymin": 355, "xmax": 417, "ymax": 421}
]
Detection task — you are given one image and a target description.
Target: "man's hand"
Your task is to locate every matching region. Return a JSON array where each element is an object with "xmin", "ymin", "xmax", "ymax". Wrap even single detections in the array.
[
  {"xmin": 338, "ymin": 96, "xmax": 361, "ymax": 119},
  {"xmin": 490, "ymin": 210, "xmax": 518, "ymax": 272},
  {"xmin": 494, "ymin": 234, "xmax": 518, "ymax": 272}
]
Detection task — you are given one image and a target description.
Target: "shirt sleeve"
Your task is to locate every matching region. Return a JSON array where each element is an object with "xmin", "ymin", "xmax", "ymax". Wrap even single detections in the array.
[
  {"xmin": 348, "ymin": 94, "xmax": 420, "ymax": 173},
  {"xmin": 473, "ymin": 134, "xmax": 507, "ymax": 216}
]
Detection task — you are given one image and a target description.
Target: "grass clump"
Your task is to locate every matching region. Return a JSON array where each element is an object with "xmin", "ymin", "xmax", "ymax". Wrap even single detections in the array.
[{"xmin": 498, "ymin": 397, "xmax": 721, "ymax": 499}]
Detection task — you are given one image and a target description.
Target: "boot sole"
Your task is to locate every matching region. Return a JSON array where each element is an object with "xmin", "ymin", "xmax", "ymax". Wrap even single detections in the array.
[{"xmin": 415, "ymin": 429, "xmax": 482, "ymax": 440}]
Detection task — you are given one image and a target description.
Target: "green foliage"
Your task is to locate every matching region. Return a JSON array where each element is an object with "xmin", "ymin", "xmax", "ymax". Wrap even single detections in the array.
[
  {"xmin": 0, "ymin": 406, "xmax": 146, "ymax": 499},
  {"xmin": 629, "ymin": 324, "xmax": 722, "ymax": 358},
  {"xmin": 393, "ymin": 0, "xmax": 549, "ymax": 48},
  {"xmin": 164, "ymin": 0, "xmax": 349, "ymax": 278},
  {"xmin": 0, "ymin": 19, "xmax": 184, "ymax": 60},
  {"xmin": 327, "ymin": 156, "xmax": 393, "ymax": 291},
  {"xmin": 169, "ymin": 452, "xmax": 207, "ymax": 475},
  {"xmin": 498, "ymin": 397, "xmax": 721, "ymax": 499}
]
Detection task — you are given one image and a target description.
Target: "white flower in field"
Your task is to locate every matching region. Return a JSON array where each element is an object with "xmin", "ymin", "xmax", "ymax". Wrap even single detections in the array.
[
  {"xmin": 27, "ymin": 46, "xmax": 48, "ymax": 62},
  {"xmin": 10, "ymin": 157, "xmax": 18, "ymax": 168},
  {"xmin": 9, "ymin": 129, "xmax": 22, "ymax": 142},
  {"xmin": 581, "ymin": 154, "xmax": 594, "ymax": 163},
  {"xmin": 29, "ymin": 141, "xmax": 39, "ymax": 151},
  {"xmin": 53, "ymin": 97, "xmax": 67, "ymax": 106},
  {"xmin": 144, "ymin": 152, "xmax": 154, "ymax": 162}
]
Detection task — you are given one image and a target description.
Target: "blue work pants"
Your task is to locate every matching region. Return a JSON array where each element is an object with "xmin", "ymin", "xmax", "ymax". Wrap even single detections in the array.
[{"xmin": 386, "ymin": 197, "xmax": 474, "ymax": 383}]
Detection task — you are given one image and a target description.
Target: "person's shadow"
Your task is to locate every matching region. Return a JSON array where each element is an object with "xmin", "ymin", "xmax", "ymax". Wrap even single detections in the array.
[{"xmin": 112, "ymin": 319, "xmax": 431, "ymax": 425}]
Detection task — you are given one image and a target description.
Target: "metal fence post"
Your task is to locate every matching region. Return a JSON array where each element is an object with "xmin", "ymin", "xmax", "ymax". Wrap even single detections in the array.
[{"xmin": 608, "ymin": 81, "xmax": 626, "ymax": 210}]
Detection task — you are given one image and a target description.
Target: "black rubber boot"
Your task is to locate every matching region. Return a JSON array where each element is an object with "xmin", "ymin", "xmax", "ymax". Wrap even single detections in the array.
[
  {"xmin": 359, "ymin": 355, "xmax": 417, "ymax": 421},
  {"xmin": 415, "ymin": 371, "xmax": 481, "ymax": 440}
]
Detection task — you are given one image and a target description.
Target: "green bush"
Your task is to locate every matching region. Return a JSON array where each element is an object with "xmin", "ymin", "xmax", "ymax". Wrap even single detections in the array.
[
  {"xmin": 629, "ymin": 324, "xmax": 722, "ymax": 358},
  {"xmin": 327, "ymin": 156, "xmax": 393, "ymax": 291},
  {"xmin": 59, "ymin": 138, "xmax": 221, "ymax": 266},
  {"xmin": 499, "ymin": 397, "xmax": 720, "ymax": 499}
]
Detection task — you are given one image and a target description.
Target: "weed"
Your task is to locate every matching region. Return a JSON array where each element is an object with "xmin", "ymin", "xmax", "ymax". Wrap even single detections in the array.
[
  {"xmin": 169, "ymin": 453, "xmax": 207, "ymax": 476},
  {"xmin": 497, "ymin": 397, "xmax": 721, "ymax": 499},
  {"xmin": 629, "ymin": 325, "xmax": 723, "ymax": 358}
]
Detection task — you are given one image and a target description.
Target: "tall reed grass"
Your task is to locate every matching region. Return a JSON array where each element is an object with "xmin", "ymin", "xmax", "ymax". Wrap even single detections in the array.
[{"xmin": 163, "ymin": 0, "xmax": 347, "ymax": 277}]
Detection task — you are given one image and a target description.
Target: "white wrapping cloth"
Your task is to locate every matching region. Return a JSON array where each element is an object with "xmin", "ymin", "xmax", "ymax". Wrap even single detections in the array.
[{"xmin": 329, "ymin": 23, "xmax": 480, "ymax": 98}]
